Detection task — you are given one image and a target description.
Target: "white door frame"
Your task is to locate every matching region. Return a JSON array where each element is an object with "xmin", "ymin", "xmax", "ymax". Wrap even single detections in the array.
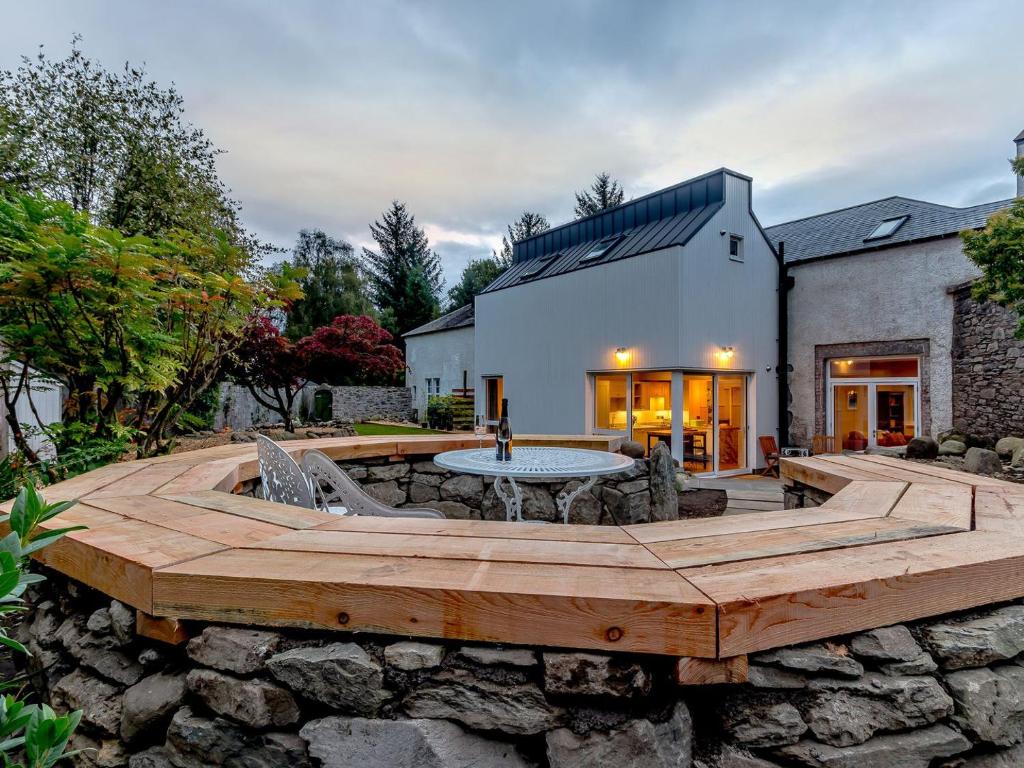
[{"xmin": 826, "ymin": 378, "xmax": 921, "ymax": 448}]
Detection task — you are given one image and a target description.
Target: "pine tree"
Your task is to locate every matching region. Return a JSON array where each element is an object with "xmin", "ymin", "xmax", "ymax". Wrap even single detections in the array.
[
  {"xmin": 574, "ymin": 172, "xmax": 625, "ymax": 218},
  {"xmin": 362, "ymin": 201, "xmax": 443, "ymax": 342},
  {"xmin": 499, "ymin": 211, "xmax": 550, "ymax": 264},
  {"xmin": 447, "ymin": 258, "xmax": 506, "ymax": 310}
]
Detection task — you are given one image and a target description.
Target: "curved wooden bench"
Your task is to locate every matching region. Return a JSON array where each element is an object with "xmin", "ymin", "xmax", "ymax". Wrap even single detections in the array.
[{"xmin": 9, "ymin": 438, "xmax": 1024, "ymax": 661}]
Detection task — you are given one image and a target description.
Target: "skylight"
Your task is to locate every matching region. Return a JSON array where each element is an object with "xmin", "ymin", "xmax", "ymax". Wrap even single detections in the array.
[
  {"xmin": 519, "ymin": 253, "xmax": 558, "ymax": 280},
  {"xmin": 579, "ymin": 235, "xmax": 623, "ymax": 264},
  {"xmin": 864, "ymin": 215, "xmax": 909, "ymax": 242}
]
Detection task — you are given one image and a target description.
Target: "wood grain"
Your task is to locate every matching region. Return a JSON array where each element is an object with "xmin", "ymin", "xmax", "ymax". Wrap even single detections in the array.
[
  {"xmin": 888, "ymin": 483, "xmax": 973, "ymax": 530},
  {"xmin": 675, "ymin": 655, "xmax": 748, "ymax": 685},
  {"xmin": 136, "ymin": 612, "xmax": 190, "ymax": 645}
]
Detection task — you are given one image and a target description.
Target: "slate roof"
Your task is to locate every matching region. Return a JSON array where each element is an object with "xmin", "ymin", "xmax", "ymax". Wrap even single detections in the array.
[
  {"xmin": 481, "ymin": 168, "xmax": 737, "ymax": 294},
  {"xmin": 765, "ymin": 196, "xmax": 1013, "ymax": 265},
  {"xmin": 403, "ymin": 303, "xmax": 474, "ymax": 338}
]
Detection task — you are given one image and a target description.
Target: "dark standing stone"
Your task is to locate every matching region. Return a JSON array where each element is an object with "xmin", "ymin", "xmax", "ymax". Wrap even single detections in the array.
[
  {"xmin": 649, "ymin": 442, "xmax": 678, "ymax": 522},
  {"xmin": 906, "ymin": 436, "xmax": 939, "ymax": 459}
]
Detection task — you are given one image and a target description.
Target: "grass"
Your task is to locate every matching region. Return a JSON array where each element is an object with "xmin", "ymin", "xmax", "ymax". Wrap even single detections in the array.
[{"xmin": 353, "ymin": 422, "xmax": 448, "ymax": 436}]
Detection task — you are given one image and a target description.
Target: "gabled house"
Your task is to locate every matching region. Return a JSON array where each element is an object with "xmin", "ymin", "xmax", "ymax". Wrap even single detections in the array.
[
  {"xmin": 403, "ymin": 303, "xmax": 476, "ymax": 423},
  {"xmin": 475, "ymin": 168, "xmax": 782, "ymax": 474}
]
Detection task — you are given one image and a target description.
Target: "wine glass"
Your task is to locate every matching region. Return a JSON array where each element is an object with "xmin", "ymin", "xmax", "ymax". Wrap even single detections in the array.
[{"xmin": 474, "ymin": 414, "xmax": 486, "ymax": 449}]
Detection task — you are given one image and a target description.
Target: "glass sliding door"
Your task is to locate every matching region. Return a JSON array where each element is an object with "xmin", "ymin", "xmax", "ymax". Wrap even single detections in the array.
[
  {"xmin": 593, "ymin": 374, "xmax": 629, "ymax": 436},
  {"xmin": 631, "ymin": 371, "xmax": 672, "ymax": 456},
  {"xmin": 682, "ymin": 374, "xmax": 714, "ymax": 473},
  {"xmin": 717, "ymin": 376, "xmax": 746, "ymax": 471}
]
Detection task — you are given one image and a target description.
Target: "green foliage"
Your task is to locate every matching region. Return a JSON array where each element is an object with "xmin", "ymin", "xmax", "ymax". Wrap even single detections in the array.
[
  {"xmin": 283, "ymin": 230, "xmax": 374, "ymax": 341},
  {"xmin": 362, "ymin": 201, "xmax": 443, "ymax": 342},
  {"xmin": 426, "ymin": 394, "xmax": 456, "ymax": 430},
  {"xmin": 447, "ymin": 258, "xmax": 505, "ymax": 311},
  {"xmin": 962, "ymin": 198, "xmax": 1024, "ymax": 338},
  {"xmin": 498, "ymin": 211, "xmax": 549, "ymax": 264},
  {"xmin": 0, "ymin": 485, "xmax": 83, "ymax": 767},
  {"xmin": 574, "ymin": 172, "xmax": 624, "ymax": 218}
]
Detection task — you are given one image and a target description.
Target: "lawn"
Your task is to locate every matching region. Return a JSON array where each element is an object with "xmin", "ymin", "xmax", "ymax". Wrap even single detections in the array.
[{"xmin": 353, "ymin": 422, "xmax": 448, "ymax": 436}]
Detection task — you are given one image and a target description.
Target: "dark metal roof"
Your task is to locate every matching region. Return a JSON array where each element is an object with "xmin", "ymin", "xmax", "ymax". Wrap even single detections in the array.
[
  {"xmin": 482, "ymin": 168, "xmax": 734, "ymax": 294},
  {"xmin": 403, "ymin": 303, "xmax": 474, "ymax": 338},
  {"xmin": 765, "ymin": 196, "xmax": 1012, "ymax": 265}
]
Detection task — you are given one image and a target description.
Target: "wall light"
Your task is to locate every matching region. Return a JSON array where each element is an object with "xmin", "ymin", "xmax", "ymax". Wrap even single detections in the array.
[
  {"xmin": 614, "ymin": 347, "xmax": 630, "ymax": 364},
  {"xmin": 718, "ymin": 345, "xmax": 735, "ymax": 361}
]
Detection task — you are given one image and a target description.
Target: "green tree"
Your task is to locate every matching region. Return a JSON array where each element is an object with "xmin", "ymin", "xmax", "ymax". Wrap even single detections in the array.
[
  {"xmin": 283, "ymin": 229, "xmax": 373, "ymax": 340},
  {"xmin": 498, "ymin": 211, "xmax": 549, "ymax": 264},
  {"xmin": 362, "ymin": 201, "xmax": 443, "ymax": 342},
  {"xmin": 962, "ymin": 196, "xmax": 1024, "ymax": 338},
  {"xmin": 0, "ymin": 38, "xmax": 257, "ymax": 253},
  {"xmin": 447, "ymin": 257, "xmax": 505, "ymax": 310},
  {"xmin": 574, "ymin": 172, "xmax": 624, "ymax": 218}
]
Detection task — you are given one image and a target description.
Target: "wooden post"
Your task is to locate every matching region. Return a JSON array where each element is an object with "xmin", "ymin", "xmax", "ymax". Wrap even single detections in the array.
[
  {"xmin": 674, "ymin": 655, "xmax": 748, "ymax": 686},
  {"xmin": 136, "ymin": 612, "xmax": 190, "ymax": 646}
]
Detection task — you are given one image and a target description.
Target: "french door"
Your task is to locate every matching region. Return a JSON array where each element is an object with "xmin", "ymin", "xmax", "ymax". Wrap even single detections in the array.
[{"xmin": 829, "ymin": 381, "xmax": 919, "ymax": 450}]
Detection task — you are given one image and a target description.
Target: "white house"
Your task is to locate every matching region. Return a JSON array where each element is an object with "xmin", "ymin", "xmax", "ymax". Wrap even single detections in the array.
[
  {"xmin": 403, "ymin": 304, "xmax": 475, "ymax": 422},
  {"xmin": 475, "ymin": 169, "xmax": 782, "ymax": 474}
]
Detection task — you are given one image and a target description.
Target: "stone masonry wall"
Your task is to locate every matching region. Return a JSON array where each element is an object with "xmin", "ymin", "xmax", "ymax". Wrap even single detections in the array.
[
  {"xmin": 951, "ymin": 285, "xmax": 1024, "ymax": 439},
  {"xmin": 19, "ymin": 569, "xmax": 1024, "ymax": 768},
  {"xmin": 215, "ymin": 383, "xmax": 413, "ymax": 431}
]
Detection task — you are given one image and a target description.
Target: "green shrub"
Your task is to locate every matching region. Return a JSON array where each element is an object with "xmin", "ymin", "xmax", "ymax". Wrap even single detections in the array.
[{"xmin": 426, "ymin": 395, "xmax": 455, "ymax": 431}]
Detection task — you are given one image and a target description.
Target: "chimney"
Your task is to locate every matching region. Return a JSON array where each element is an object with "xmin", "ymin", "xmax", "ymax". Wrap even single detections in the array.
[{"xmin": 1016, "ymin": 129, "xmax": 1024, "ymax": 197}]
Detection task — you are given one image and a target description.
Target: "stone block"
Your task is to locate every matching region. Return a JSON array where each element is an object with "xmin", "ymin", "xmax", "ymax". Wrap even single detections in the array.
[
  {"xmin": 186, "ymin": 669, "xmax": 299, "ymax": 728},
  {"xmin": 921, "ymin": 605, "xmax": 1024, "ymax": 669},
  {"xmin": 267, "ymin": 642, "xmax": 390, "ymax": 715},
  {"xmin": 384, "ymin": 641, "xmax": 445, "ymax": 671},
  {"xmin": 543, "ymin": 651, "xmax": 651, "ymax": 697},
  {"xmin": 946, "ymin": 665, "xmax": 1024, "ymax": 746},
  {"xmin": 186, "ymin": 626, "xmax": 283, "ymax": 675},
  {"xmin": 547, "ymin": 702, "xmax": 692, "ymax": 768}
]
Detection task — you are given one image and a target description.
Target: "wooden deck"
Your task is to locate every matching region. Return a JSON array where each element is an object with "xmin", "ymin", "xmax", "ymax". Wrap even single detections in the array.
[{"xmin": 15, "ymin": 437, "xmax": 1024, "ymax": 659}]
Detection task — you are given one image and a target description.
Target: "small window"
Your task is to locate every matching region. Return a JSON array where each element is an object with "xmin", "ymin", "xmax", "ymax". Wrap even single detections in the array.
[
  {"xmin": 865, "ymin": 216, "xmax": 909, "ymax": 241},
  {"xmin": 728, "ymin": 234, "xmax": 744, "ymax": 262},
  {"xmin": 426, "ymin": 378, "xmax": 440, "ymax": 396},
  {"xmin": 580, "ymin": 235, "xmax": 622, "ymax": 264},
  {"xmin": 519, "ymin": 253, "xmax": 558, "ymax": 280}
]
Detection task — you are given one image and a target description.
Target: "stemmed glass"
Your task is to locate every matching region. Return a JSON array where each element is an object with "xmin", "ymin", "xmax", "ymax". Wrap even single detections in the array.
[{"xmin": 474, "ymin": 414, "xmax": 486, "ymax": 449}]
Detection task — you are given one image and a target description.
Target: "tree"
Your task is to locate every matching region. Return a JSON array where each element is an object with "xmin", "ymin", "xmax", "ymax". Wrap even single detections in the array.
[
  {"xmin": 574, "ymin": 172, "xmax": 624, "ymax": 218},
  {"xmin": 362, "ymin": 201, "xmax": 443, "ymax": 342},
  {"xmin": 498, "ymin": 211, "xmax": 550, "ymax": 264},
  {"xmin": 228, "ymin": 315, "xmax": 307, "ymax": 432},
  {"xmin": 297, "ymin": 315, "xmax": 404, "ymax": 386},
  {"xmin": 283, "ymin": 229, "xmax": 373, "ymax": 340},
  {"xmin": 446, "ymin": 257, "xmax": 505, "ymax": 310},
  {"xmin": 0, "ymin": 38, "xmax": 259, "ymax": 253},
  {"xmin": 962, "ymin": 197, "xmax": 1024, "ymax": 338}
]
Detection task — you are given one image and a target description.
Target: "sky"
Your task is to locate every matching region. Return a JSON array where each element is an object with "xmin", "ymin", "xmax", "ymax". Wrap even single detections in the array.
[{"xmin": 2, "ymin": 0, "xmax": 1022, "ymax": 289}]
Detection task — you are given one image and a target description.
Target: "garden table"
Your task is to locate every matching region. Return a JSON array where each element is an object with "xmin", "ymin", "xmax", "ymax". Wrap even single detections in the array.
[{"xmin": 433, "ymin": 446, "xmax": 635, "ymax": 523}]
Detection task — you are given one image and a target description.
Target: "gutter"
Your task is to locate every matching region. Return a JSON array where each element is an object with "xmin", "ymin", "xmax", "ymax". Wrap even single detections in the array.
[{"xmin": 776, "ymin": 241, "xmax": 794, "ymax": 447}]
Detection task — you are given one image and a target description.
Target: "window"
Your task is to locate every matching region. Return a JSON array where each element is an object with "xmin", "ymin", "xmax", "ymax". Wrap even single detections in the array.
[
  {"xmin": 580, "ymin": 235, "xmax": 623, "ymax": 264},
  {"xmin": 519, "ymin": 253, "xmax": 558, "ymax": 280},
  {"xmin": 728, "ymin": 234, "xmax": 744, "ymax": 262},
  {"xmin": 594, "ymin": 374, "xmax": 628, "ymax": 431},
  {"xmin": 426, "ymin": 378, "xmax": 440, "ymax": 396},
  {"xmin": 865, "ymin": 216, "xmax": 909, "ymax": 241}
]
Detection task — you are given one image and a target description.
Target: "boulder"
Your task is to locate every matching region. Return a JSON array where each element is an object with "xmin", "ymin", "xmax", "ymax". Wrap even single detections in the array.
[
  {"xmin": 108, "ymin": 601, "xmax": 135, "ymax": 644},
  {"xmin": 407, "ymin": 481, "xmax": 440, "ymax": 503},
  {"xmin": 649, "ymin": 442, "xmax": 678, "ymax": 522},
  {"xmin": 609, "ymin": 488, "xmax": 654, "ymax": 525},
  {"xmin": 165, "ymin": 706, "xmax": 248, "ymax": 765},
  {"xmin": 58, "ymin": 620, "xmax": 144, "ymax": 686},
  {"xmin": 965, "ymin": 447, "xmax": 1003, "ymax": 475},
  {"xmin": 560, "ymin": 480, "xmax": 603, "ymax": 525},
  {"xmin": 455, "ymin": 646, "xmax": 537, "ymax": 668},
  {"xmin": 367, "ymin": 463, "xmax": 409, "ymax": 481},
  {"xmin": 52, "ymin": 668, "xmax": 123, "ymax": 737},
  {"xmin": 403, "ymin": 668, "xmax": 563, "ymax": 735},
  {"xmin": 754, "ymin": 644, "xmax": 864, "ymax": 678},
  {"xmin": 86, "ymin": 607, "xmax": 112, "ymax": 635},
  {"xmin": 363, "ymin": 480, "xmax": 406, "ymax": 506},
  {"xmin": 384, "ymin": 641, "xmax": 445, "ymax": 671},
  {"xmin": 938, "ymin": 440, "xmax": 967, "ymax": 456},
  {"xmin": 120, "ymin": 672, "xmax": 187, "ymax": 743},
  {"xmin": 995, "ymin": 437, "xmax": 1024, "ymax": 459},
  {"xmin": 775, "ymin": 724, "xmax": 970, "ymax": 768},
  {"xmin": 481, "ymin": 483, "xmax": 557, "ymax": 522},
  {"xmin": 620, "ymin": 441, "xmax": 646, "ymax": 459},
  {"xmin": 921, "ymin": 605, "xmax": 1024, "ymax": 669},
  {"xmin": 186, "ymin": 626, "xmax": 283, "ymax": 675},
  {"xmin": 1013, "ymin": 445, "xmax": 1024, "ymax": 469},
  {"xmin": 721, "ymin": 701, "xmax": 807, "ymax": 748},
  {"xmin": 803, "ymin": 673, "xmax": 953, "ymax": 747},
  {"xmin": 543, "ymin": 652, "xmax": 652, "ymax": 698},
  {"xmin": 301, "ymin": 716, "xmax": 530, "ymax": 768},
  {"xmin": 946, "ymin": 665, "xmax": 1024, "ymax": 746},
  {"xmin": 267, "ymin": 642, "xmax": 390, "ymax": 715},
  {"xmin": 906, "ymin": 436, "xmax": 939, "ymax": 459},
  {"xmin": 186, "ymin": 669, "xmax": 299, "ymax": 728},
  {"xmin": 440, "ymin": 474, "xmax": 485, "ymax": 505},
  {"xmin": 848, "ymin": 625, "xmax": 922, "ymax": 662},
  {"xmin": 547, "ymin": 701, "xmax": 692, "ymax": 768}
]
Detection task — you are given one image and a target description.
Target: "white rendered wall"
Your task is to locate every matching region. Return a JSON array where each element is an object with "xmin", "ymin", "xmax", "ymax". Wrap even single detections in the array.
[{"xmin": 404, "ymin": 326, "xmax": 475, "ymax": 418}]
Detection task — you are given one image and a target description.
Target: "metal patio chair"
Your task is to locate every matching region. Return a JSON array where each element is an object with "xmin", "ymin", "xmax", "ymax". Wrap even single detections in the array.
[
  {"xmin": 256, "ymin": 434, "xmax": 316, "ymax": 509},
  {"xmin": 301, "ymin": 448, "xmax": 445, "ymax": 519}
]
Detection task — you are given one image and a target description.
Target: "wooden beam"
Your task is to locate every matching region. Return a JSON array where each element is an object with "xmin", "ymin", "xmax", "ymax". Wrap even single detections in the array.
[
  {"xmin": 675, "ymin": 655, "xmax": 748, "ymax": 685},
  {"xmin": 136, "ymin": 612, "xmax": 189, "ymax": 645}
]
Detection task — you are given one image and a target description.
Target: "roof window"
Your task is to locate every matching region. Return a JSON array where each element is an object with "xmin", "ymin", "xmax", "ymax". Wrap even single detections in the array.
[
  {"xmin": 579, "ymin": 235, "xmax": 623, "ymax": 264},
  {"xmin": 864, "ymin": 215, "xmax": 909, "ymax": 242},
  {"xmin": 519, "ymin": 253, "xmax": 559, "ymax": 280}
]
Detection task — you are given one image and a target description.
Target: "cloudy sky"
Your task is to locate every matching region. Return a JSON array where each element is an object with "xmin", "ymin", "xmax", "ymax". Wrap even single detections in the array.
[{"xmin": 2, "ymin": 1, "xmax": 1021, "ymax": 288}]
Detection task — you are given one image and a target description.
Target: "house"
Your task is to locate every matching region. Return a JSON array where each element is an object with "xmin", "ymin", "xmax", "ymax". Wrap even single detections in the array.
[
  {"xmin": 403, "ymin": 303, "xmax": 476, "ymax": 423},
  {"xmin": 474, "ymin": 169, "xmax": 782, "ymax": 474}
]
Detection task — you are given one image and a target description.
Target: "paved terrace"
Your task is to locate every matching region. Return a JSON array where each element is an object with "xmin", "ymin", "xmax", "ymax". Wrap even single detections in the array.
[{"xmin": 8, "ymin": 436, "xmax": 1024, "ymax": 667}]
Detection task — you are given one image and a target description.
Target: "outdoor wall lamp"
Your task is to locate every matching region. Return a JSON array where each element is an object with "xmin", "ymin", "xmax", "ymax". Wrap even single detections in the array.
[
  {"xmin": 614, "ymin": 347, "xmax": 630, "ymax": 364},
  {"xmin": 719, "ymin": 346, "xmax": 735, "ymax": 361}
]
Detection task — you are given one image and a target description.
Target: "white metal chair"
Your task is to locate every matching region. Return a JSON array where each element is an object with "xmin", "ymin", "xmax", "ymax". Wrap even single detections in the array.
[
  {"xmin": 255, "ymin": 434, "xmax": 316, "ymax": 509},
  {"xmin": 301, "ymin": 448, "xmax": 444, "ymax": 519}
]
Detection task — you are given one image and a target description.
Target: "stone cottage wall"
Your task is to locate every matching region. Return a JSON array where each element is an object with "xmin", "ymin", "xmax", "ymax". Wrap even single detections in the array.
[
  {"xmin": 19, "ymin": 569, "xmax": 1024, "ymax": 768},
  {"xmin": 214, "ymin": 383, "xmax": 413, "ymax": 431},
  {"xmin": 951, "ymin": 284, "xmax": 1024, "ymax": 439}
]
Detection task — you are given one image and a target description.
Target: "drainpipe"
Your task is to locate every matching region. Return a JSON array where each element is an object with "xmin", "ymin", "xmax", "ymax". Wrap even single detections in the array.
[{"xmin": 776, "ymin": 241, "xmax": 793, "ymax": 447}]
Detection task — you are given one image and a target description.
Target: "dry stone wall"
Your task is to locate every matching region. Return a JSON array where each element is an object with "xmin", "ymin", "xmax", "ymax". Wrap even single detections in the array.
[
  {"xmin": 19, "ymin": 570, "xmax": 1024, "ymax": 767},
  {"xmin": 215, "ymin": 383, "xmax": 413, "ymax": 431}
]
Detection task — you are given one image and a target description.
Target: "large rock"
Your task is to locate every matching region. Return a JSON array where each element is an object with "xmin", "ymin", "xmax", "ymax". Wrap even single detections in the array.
[
  {"xmin": 649, "ymin": 442, "xmax": 678, "ymax": 522},
  {"xmin": 407, "ymin": 480, "xmax": 440, "ymax": 503},
  {"xmin": 186, "ymin": 626, "xmax": 283, "ymax": 675},
  {"xmin": 165, "ymin": 706, "xmax": 248, "ymax": 766},
  {"xmin": 946, "ymin": 665, "xmax": 1024, "ymax": 746},
  {"xmin": 965, "ymin": 447, "xmax": 1003, "ymax": 475},
  {"xmin": 921, "ymin": 605, "xmax": 1024, "ymax": 669},
  {"xmin": 803, "ymin": 673, "xmax": 953, "ymax": 747},
  {"xmin": 301, "ymin": 716, "xmax": 530, "ymax": 768},
  {"xmin": 384, "ymin": 641, "xmax": 445, "ymax": 671},
  {"xmin": 363, "ymin": 480, "xmax": 406, "ymax": 506},
  {"xmin": 754, "ymin": 644, "xmax": 863, "ymax": 678},
  {"xmin": 848, "ymin": 625, "xmax": 923, "ymax": 662},
  {"xmin": 52, "ymin": 668, "xmax": 123, "ymax": 737},
  {"xmin": 620, "ymin": 441, "xmax": 645, "ymax": 459},
  {"xmin": 775, "ymin": 724, "xmax": 969, "ymax": 768},
  {"xmin": 547, "ymin": 701, "xmax": 692, "ymax": 768},
  {"xmin": 939, "ymin": 439, "xmax": 967, "ymax": 457},
  {"xmin": 403, "ymin": 668, "xmax": 563, "ymax": 735},
  {"xmin": 560, "ymin": 480, "xmax": 603, "ymax": 525},
  {"xmin": 455, "ymin": 646, "xmax": 537, "ymax": 668},
  {"xmin": 57, "ymin": 618, "xmax": 144, "ymax": 686},
  {"xmin": 906, "ymin": 436, "xmax": 939, "ymax": 459},
  {"xmin": 440, "ymin": 474, "xmax": 484, "ymax": 505},
  {"xmin": 70, "ymin": 732, "xmax": 129, "ymax": 768},
  {"xmin": 186, "ymin": 668, "xmax": 299, "ymax": 728},
  {"xmin": 367, "ymin": 463, "xmax": 410, "ymax": 481},
  {"xmin": 267, "ymin": 642, "xmax": 389, "ymax": 715},
  {"xmin": 120, "ymin": 672, "xmax": 187, "ymax": 743},
  {"xmin": 722, "ymin": 701, "xmax": 807, "ymax": 748},
  {"xmin": 481, "ymin": 483, "xmax": 557, "ymax": 522},
  {"xmin": 108, "ymin": 601, "xmax": 135, "ymax": 645},
  {"xmin": 995, "ymin": 437, "xmax": 1024, "ymax": 459},
  {"xmin": 1012, "ymin": 444, "xmax": 1024, "ymax": 469},
  {"xmin": 543, "ymin": 652, "xmax": 651, "ymax": 698}
]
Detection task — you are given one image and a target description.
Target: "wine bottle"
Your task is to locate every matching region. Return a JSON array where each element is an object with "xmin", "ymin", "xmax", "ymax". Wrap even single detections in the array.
[{"xmin": 497, "ymin": 398, "xmax": 512, "ymax": 461}]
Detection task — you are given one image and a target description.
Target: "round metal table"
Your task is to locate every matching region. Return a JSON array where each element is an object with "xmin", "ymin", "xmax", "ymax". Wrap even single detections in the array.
[{"xmin": 433, "ymin": 446, "xmax": 635, "ymax": 524}]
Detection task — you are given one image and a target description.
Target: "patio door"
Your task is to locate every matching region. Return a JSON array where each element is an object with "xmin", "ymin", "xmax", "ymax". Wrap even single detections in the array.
[{"xmin": 827, "ymin": 356, "xmax": 919, "ymax": 450}]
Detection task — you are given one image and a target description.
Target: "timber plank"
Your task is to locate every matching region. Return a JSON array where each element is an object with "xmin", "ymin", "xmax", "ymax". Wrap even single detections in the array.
[
  {"xmin": 311, "ymin": 515, "xmax": 635, "ymax": 544},
  {"xmin": 153, "ymin": 549, "xmax": 716, "ymax": 656},
  {"xmin": 974, "ymin": 487, "xmax": 1024, "ymax": 535},
  {"xmin": 153, "ymin": 459, "xmax": 243, "ymax": 496},
  {"xmin": 683, "ymin": 531, "xmax": 1024, "ymax": 656},
  {"xmin": 136, "ymin": 613, "xmax": 190, "ymax": 645},
  {"xmin": 651, "ymin": 518, "xmax": 959, "ymax": 569},
  {"xmin": 163, "ymin": 491, "xmax": 335, "ymax": 529},
  {"xmin": 780, "ymin": 457, "xmax": 867, "ymax": 494},
  {"xmin": 37, "ymin": 462, "xmax": 153, "ymax": 503},
  {"xmin": 888, "ymin": 483, "xmax": 973, "ymax": 530},
  {"xmin": 817, "ymin": 481, "xmax": 907, "ymax": 515},
  {"xmin": 85, "ymin": 462, "xmax": 199, "ymax": 499},
  {"xmin": 675, "ymin": 656, "xmax": 748, "ymax": 685},
  {"xmin": 855, "ymin": 453, "xmax": 1020, "ymax": 488},
  {"xmin": 812, "ymin": 455, "xmax": 932, "ymax": 484},
  {"xmin": 248, "ymin": 529, "xmax": 666, "ymax": 569}
]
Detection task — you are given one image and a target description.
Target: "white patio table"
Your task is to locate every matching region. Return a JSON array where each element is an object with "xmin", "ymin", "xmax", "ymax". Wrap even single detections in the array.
[{"xmin": 433, "ymin": 446, "xmax": 635, "ymax": 524}]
